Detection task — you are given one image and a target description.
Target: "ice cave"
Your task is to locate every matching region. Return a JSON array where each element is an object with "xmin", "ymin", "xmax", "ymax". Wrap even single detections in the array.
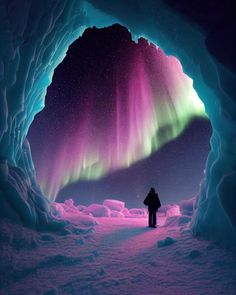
[{"xmin": 0, "ymin": 1, "xmax": 235, "ymax": 294}]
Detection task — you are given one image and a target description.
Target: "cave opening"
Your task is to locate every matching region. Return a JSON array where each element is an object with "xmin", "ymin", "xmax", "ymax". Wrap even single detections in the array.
[
  {"xmin": 0, "ymin": 0, "xmax": 235, "ymax": 243},
  {"xmin": 28, "ymin": 24, "xmax": 212, "ymax": 209}
]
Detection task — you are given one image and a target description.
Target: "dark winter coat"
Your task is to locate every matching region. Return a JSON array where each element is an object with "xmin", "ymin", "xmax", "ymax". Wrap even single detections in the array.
[{"xmin": 144, "ymin": 192, "xmax": 161, "ymax": 212}]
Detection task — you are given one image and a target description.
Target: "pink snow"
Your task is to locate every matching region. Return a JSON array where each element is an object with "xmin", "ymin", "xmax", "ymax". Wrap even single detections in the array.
[
  {"xmin": 51, "ymin": 199, "xmax": 97, "ymax": 227},
  {"xmin": 0, "ymin": 200, "xmax": 235, "ymax": 295}
]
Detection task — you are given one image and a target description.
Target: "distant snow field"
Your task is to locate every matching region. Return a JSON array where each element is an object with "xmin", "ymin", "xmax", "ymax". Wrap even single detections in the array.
[{"xmin": 0, "ymin": 199, "xmax": 235, "ymax": 295}]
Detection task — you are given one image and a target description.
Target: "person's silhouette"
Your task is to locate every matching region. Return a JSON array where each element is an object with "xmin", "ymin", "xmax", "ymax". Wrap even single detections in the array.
[{"xmin": 144, "ymin": 187, "xmax": 161, "ymax": 228}]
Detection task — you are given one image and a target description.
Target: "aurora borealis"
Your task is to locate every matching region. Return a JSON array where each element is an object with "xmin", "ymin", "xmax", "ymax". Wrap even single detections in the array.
[{"xmin": 28, "ymin": 24, "xmax": 208, "ymax": 201}]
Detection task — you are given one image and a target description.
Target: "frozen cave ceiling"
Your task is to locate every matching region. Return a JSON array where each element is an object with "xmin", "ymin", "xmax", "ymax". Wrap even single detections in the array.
[{"xmin": 0, "ymin": 0, "xmax": 235, "ymax": 242}]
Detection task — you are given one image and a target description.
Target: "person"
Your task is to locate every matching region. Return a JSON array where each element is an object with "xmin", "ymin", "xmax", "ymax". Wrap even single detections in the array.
[{"xmin": 144, "ymin": 187, "xmax": 161, "ymax": 228}]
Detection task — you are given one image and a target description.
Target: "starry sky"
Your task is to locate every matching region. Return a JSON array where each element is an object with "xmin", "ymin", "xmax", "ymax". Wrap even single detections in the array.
[{"xmin": 28, "ymin": 24, "xmax": 211, "ymax": 206}]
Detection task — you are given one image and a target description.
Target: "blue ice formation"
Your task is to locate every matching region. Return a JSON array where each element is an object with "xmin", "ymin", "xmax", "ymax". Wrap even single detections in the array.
[{"xmin": 0, "ymin": 0, "xmax": 235, "ymax": 242}]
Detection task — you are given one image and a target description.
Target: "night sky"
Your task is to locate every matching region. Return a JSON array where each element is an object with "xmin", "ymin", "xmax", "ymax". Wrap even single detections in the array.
[{"xmin": 28, "ymin": 24, "xmax": 211, "ymax": 207}]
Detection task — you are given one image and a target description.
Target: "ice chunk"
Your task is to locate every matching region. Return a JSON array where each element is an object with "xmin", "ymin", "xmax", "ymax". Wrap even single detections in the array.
[
  {"xmin": 85, "ymin": 204, "xmax": 111, "ymax": 217},
  {"xmin": 50, "ymin": 201, "xmax": 97, "ymax": 227},
  {"xmin": 103, "ymin": 199, "xmax": 125, "ymax": 212}
]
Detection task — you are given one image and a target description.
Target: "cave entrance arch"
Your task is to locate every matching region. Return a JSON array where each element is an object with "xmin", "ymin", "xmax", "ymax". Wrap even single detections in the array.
[
  {"xmin": 29, "ymin": 23, "xmax": 211, "ymax": 211},
  {"xmin": 0, "ymin": 1, "xmax": 235, "ymax": 242}
]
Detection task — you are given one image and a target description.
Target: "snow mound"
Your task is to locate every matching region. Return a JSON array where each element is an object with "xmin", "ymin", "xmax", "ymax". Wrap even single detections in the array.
[
  {"xmin": 164, "ymin": 215, "xmax": 191, "ymax": 227},
  {"xmin": 166, "ymin": 204, "xmax": 181, "ymax": 217},
  {"xmin": 50, "ymin": 200, "xmax": 97, "ymax": 227},
  {"xmin": 158, "ymin": 204, "xmax": 181, "ymax": 217},
  {"xmin": 51, "ymin": 199, "xmax": 82, "ymax": 218},
  {"xmin": 103, "ymin": 199, "xmax": 125, "ymax": 211},
  {"xmin": 85, "ymin": 204, "xmax": 111, "ymax": 217},
  {"xmin": 73, "ymin": 214, "xmax": 97, "ymax": 227},
  {"xmin": 52, "ymin": 199, "xmax": 183, "ymax": 223},
  {"xmin": 157, "ymin": 237, "xmax": 177, "ymax": 248},
  {"xmin": 52, "ymin": 199, "xmax": 149, "ymax": 220}
]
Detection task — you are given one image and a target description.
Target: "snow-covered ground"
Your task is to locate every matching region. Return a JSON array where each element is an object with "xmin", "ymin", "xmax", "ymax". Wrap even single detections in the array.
[{"xmin": 0, "ymin": 201, "xmax": 235, "ymax": 295}]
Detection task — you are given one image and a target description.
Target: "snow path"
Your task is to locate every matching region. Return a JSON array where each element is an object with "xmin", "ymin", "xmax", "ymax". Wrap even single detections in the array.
[{"xmin": 1, "ymin": 218, "xmax": 236, "ymax": 295}]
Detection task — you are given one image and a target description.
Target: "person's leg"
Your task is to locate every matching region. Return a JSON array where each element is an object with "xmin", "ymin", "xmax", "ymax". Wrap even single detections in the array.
[
  {"xmin": 148, "ymin": 212, "xmax": 152, "ymax": 227},
  {"xmin": 153, "ymin": 212, "xmax": 157, "ymax": 227}
]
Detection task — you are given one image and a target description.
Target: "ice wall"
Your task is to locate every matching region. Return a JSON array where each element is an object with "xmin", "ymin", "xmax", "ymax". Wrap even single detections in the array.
[
  {"xmin": 0, "ymin": 0, "xmax": 88, "ymax": 228},
  {"xmin": 0, "ymin": 0, "xmax": 235, "ymax": 241},
  {"xmin": 0, "ymin": 0, "xmax": 117, "ymax": 228}
]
